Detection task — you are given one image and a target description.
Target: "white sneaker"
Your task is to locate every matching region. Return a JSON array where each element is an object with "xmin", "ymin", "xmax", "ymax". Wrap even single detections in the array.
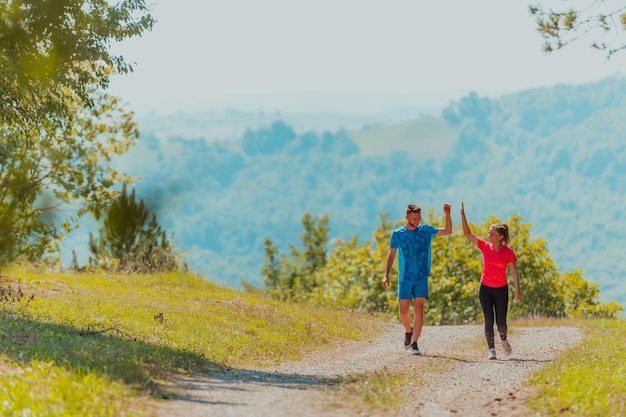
[
  {"xmin": 488, "ymin": 349, "xmax": 497, "ymax": 360},
  {"xmin": 501, "ymin": 339, "xmax": 512, "ymax": 355}
]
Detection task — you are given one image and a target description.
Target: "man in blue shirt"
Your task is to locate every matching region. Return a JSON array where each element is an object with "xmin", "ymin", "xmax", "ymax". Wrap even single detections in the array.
[{"xmin": 382, "ymin": 203, "xmax": 452, "ymax": 355}]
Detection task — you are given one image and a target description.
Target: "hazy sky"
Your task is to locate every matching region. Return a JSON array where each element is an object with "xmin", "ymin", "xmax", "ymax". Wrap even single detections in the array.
[{"xmin": 108, "ymin": 0, "xmax": 626, "ymax": 116}]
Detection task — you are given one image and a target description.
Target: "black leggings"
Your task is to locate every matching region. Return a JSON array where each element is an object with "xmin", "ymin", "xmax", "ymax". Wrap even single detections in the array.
[{"xmin": 478, "ymin": 283, "xmax": 509, "ymax": 349}]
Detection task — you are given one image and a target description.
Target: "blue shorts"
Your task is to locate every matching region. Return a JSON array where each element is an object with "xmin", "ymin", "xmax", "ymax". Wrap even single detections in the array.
[{"xmin": 398, "ymin": 278, "xmax": 429, "ymax": 300}]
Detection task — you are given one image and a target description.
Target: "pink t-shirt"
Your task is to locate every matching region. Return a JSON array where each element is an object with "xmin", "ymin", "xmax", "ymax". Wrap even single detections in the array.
[{"xmin": 477, "ymin": 239, "xmax": 517, "ymax": 288}]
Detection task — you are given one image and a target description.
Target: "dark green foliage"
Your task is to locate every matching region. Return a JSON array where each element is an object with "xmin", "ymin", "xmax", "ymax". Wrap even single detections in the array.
[
  {"xmin": 0, "ymin": 0, "xmax": 153, "ymax": 264},
  {"xmin": 241, "ymin": 121, "xmax": 296, "ymax": 155},
  {"xmin": 0, "ymin": 0, "xmax": 154, "ymax": 95},
  {"xmin": 442, "ymin": 91, "xmax": 493, "ymax": 133},
  {"xmin": 441, "ymin": 92, "xmax": 495, "ymax": 158},
  {"xmin": 261, "ymin": 238, "xmax": 281, "ymax": 289},
  {"xmin": 0, "ymin": 199, "xmax": 18, "ymax": 265},
  {"xmin": 320, "ymin": 131, "xmax": 359, "ymax": 156},
  {"xmin": 299, "ymin": 213, "xmax": 330, "ymax": 276},
  {"xmin": 284, "ymin": 130, "xmax": 359, "ymax": 156},
  {"xmin": 88, "ymin": 185, "xmax": 177, "ymax": 273},
  {"xmin": 262, "ymin": 213, "xmax": 329, "ymax": 300}
]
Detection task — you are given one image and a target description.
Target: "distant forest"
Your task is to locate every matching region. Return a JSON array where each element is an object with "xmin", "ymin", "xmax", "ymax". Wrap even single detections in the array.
[{"xmin": 68, "ymin": 75, "xmax": 626, "ymax": 307}]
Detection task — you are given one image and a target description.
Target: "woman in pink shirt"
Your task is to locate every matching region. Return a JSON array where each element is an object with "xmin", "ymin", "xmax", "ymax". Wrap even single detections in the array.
[{"xmin": 461, "ymin": 202, "xmax": 522, "ymax": 360}]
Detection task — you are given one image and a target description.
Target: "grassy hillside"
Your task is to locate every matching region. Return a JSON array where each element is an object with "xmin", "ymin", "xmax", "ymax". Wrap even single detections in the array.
[
  {"xmin": 0, "ymin": 265, "xmax": 383, "ymax": 416},
  {"xmin": 347, "ymin": 116, "xmax": 458, "ymax": 158},
  {"xmin": 0, "ymin": 265, "xmax": 623, "ymax": 416},
  {"xmin": 70, "ymin": 77, "xmax": 626, "ymax": 312}
]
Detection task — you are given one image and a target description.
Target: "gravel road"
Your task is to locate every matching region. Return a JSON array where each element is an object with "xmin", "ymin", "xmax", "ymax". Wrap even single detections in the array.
[{"xmin": 156, "ymin": 323, "xmax": 581, "ymax": 417}]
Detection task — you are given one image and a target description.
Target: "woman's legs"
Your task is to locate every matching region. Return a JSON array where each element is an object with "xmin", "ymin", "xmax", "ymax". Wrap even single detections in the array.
[
  {"xmin": 493, "ymin": 285, "xmax": 510, "ymax": 341},
  {"xmin": 478, "ymin": 284, "xmax": 496, "ymax": 350}
]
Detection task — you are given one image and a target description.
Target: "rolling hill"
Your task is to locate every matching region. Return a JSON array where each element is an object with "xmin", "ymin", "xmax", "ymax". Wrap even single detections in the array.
[{"xmin": 65, "ymin": 75, "xmax": 626, "ymax": 308}]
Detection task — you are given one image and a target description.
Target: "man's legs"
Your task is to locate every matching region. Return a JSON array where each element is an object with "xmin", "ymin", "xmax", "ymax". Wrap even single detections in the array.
[
  {"xmin": 398, "ymin": 299, "xmax": 412, "ymax": 333},
  {"xmin": 411, "ymin": 297, "xmax": 426, "ymax": 343}
]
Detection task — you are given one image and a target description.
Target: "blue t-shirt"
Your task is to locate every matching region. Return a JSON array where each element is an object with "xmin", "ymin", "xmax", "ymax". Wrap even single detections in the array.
[{"xmin": 390, "ymin": 224, "xmax": 439, "ymax": 282}]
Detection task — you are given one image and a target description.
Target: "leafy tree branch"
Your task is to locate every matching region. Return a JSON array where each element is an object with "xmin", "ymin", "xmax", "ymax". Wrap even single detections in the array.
[{"xmin": 530, "ymin": 1, "xmax": 626, "ymax": 58}]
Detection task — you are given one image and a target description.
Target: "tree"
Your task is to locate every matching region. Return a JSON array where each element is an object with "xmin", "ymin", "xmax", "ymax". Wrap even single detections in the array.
[
  {"xmin": 505, "ymin": 214, "xmax": 565, "ymax": 318},
  {"xmin": 308, "ymin": 213, "xmax": 397, "ymax": 314},
  {"xmin": 430, "ymin": 211, "xmax": 622, "ymax": 322},
  {"xmin": 530, "ymin": 1, "xmax": 626, "ymax": 59},
  {"xmin": 428, "ymin": 209, "xmax": 483, "ymax": 325},
  {"xmin": 261, "ymin": 237, "xmax": 300, "ymax": 300},
  {"xmin": 241, "ymin": 121, "xmax": 297, "ymax": 155},
  {"xmin": 263, "ymin": 210, "xmax": 623, "ymax": 321},
  {"xmin": 0, "ymin": 0, "xmax": 153, "ymax": 100},
  {"xmin": 299, "ymin": 213, "xmax": 330, "ymax": 276},
  {"xmin": 0, "ymin": 0, "xmax": 154, "ymax": 264},
  {"xmin": 261, "ymin": 212, "xmax": 329, "ymax": 300},
  {"xmin": 88, "ymin": 185, "xmax": 177, "ymax": 273}
]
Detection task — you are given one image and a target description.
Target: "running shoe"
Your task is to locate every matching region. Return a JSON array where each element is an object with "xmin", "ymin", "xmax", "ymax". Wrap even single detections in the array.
[
  {"xmin": 404, "ymin": 331, "xmax": 413, "ymax": 349},
  {"xmin": 488, "ymin": 349, "xmax": 497, "ymax": 360},
  {"xmin": 409, "ymin": 341, "xmax": 420, "ymax": 355},
  {"xmin": 501, "ymin": 339, "xmax": 513, "ymax": 355}
]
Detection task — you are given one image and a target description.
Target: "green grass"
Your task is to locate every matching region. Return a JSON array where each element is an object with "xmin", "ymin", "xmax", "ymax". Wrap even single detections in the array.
[
  {"xmin": 526, "ymin": 319, "xmax": 626, "ymax": 417},
  {"xmin": 324, "ymin": 368, "xmax": 418, "ymax": 414},
  {"xmin": 0, "ymin": 265, "xmax": 384, "ymax": 416},
  {"xmin": 1, "ymin": 266, "xmax": 623, "ymax": 416},
  {"xmin": 0, "ymin": 360, "xmax": 135, "ymax": 417}
]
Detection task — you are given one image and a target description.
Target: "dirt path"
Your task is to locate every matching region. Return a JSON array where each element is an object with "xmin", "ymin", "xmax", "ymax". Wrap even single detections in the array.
[{"xmin": 155, "ymin": 323, "xmax": 581, "ymax": 417}]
